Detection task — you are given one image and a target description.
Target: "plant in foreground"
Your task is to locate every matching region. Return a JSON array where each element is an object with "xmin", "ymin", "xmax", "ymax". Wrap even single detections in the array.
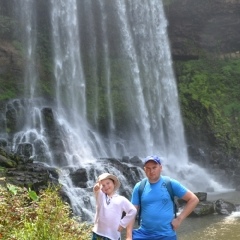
[{"xmin": 0, "ymin": 184, "xmax": 92, "ymax": 240}]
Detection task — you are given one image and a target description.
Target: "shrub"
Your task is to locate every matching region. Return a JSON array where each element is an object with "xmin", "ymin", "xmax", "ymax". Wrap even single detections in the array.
[{"xmin": 0, "ymin": 184, "xmax": 92, "ymax": 240}]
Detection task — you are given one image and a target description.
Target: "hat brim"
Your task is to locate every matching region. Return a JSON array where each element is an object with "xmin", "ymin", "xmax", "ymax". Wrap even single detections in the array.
[
  {"xmin": 98, "ymin": 173, "xmax": 121, "ymax": 191},
  {"xmin": 144, "ymin": 159, "xmax": 159, "ymax": 165}
]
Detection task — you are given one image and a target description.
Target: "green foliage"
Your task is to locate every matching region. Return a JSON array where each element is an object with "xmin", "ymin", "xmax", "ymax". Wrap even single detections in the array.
[
  {"xmin": 0, "ymin": 76, "xmax": 22, "ymax": 101},
  {"xmin": 28, "ymin": 188, "xmax": 39, "ymax": 201},
  {"xmin": 6, "ymin": 183, "xmax": 18, "ymax": 195},
  {"xmin": 175, "ymin": 57, "xmax": 240, "ymax": 153},
  {"xmin": 0, "ymin": 184, "xmax": 92, "ymax": 240},
  {"xmin": 0, "ymin": 40, "xmax": 25, "ymax": 101}
]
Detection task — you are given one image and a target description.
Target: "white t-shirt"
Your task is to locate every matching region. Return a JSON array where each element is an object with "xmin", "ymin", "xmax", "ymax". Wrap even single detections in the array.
[{"xmin": 93, "ymin": 190, "xmax": 137, "ymax": 240}]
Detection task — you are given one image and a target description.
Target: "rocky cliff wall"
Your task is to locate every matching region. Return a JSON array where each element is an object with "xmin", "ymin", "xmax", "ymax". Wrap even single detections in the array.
[{"xmin": 165, "ymin": 0, "xmax": 240, "ymax": 60}]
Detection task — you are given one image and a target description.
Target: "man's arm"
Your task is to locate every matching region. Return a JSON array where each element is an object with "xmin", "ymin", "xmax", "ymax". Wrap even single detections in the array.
[
  {"xmin": 126, "ymin": 205, "xmax": 138, "ymax": 240},
  {"xmin": 171, "ymin": 191, "xmax": 199, "ymax": 230}
]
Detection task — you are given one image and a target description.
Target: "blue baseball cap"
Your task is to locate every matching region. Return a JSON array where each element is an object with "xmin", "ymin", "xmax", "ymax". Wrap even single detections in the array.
[{"xmin": 144, "ymin": 155, "xmax": 161, "ymax": 165}]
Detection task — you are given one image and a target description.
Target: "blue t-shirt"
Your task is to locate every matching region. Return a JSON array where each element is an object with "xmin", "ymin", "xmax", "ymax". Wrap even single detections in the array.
[{"xmin": 131, "ymin": 176, "xmax": 188, "ymax": 237}]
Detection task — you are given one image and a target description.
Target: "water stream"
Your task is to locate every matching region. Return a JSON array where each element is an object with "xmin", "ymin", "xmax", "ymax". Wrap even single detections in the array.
[{"xmin": 178, "ymin": 190, "xmax": 240, "ymax": 239}]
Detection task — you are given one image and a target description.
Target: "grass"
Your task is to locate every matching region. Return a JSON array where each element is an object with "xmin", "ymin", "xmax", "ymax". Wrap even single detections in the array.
[{"xmin": 0, "ymin": 183, "xmax": 93, "ymax": 240}]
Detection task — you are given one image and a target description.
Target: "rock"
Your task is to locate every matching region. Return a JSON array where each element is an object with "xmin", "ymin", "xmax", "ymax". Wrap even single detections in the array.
[
  {"xmin": 189, "ymin": 201, "xmax": 215, "ymax": 217},
  {"xmin": 0, "ymin": 154, "xmax": 17, "ymax": 168},
  {"xmin": 129, "ymin": 156, "xmax": 142, "ymax": 166},
  {"xmin": 166, "ymin": 0, "xmax": 240, "ymax": 59},
  {"xmin": 0, "ymin": 138, "xmax": 7, "ymax": 148},
  {"xmin": 215, "ymin": 199, "xmax": 236, "ymax": 215},
  {"xmin": 0, "ymin": 147, "xmax": 55, "ymax": 192},
  {"xmin": 16, "ymin": 143, "xmax": 33, "ymax": 158},
  {"xmin": 6, "ymin": 162, "xmax": 50, "ymax": 192},
  {"xmin": 70, "ymin": 168, "xmax": 88, "ymax": 188},
  {"xmin": 122, "ymin": 156, "xmax": 130, "ymax": 163},
  {"xmin": 195, "ymin": 192, "xmax": 207, "ymax": 201}
]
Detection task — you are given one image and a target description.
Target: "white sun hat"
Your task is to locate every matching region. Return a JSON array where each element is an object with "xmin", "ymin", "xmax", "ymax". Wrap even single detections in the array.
[{"xmin": 97, "ymin": 173, "xmax": 121, "ymax": 191}]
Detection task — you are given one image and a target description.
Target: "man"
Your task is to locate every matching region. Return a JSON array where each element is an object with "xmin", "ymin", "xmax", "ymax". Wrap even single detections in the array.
[{"xmin": 126, "ymin": 155, "xmax": 199, "ymax": 240}]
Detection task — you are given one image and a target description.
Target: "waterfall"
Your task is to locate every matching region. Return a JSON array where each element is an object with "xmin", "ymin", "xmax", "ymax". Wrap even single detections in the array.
[
  {"xmin": 14, "ymin": 0, "xmax": 38, "ymax": 100},
  {"xmin": 4, "ymin": 0, "xmax": 225, "ymax": 221}
]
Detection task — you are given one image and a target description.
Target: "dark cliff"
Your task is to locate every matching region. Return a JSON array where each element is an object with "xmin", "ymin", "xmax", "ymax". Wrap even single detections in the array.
[{"xmin": 165, "ymin": 0, "xmax": 240, "ymax": 60}]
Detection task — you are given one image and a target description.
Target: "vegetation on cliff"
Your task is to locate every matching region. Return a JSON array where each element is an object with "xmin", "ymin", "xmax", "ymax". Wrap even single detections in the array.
[{"xmin": 175, "ymin": 56, "xmax": 240, "ymax": 156}]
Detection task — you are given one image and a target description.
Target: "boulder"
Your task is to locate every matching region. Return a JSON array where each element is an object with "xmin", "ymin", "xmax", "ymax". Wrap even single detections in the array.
[
  {"xmin": 215, "ymin": 199, "xmax": 236, "ymax": 215},
  {"xmin": 189, "ymin": 201, "xmax": 215, "ymax": 217}
]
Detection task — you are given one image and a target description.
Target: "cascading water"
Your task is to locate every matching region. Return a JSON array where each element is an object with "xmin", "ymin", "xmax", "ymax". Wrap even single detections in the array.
[{"xmin": 3, "ymin": 0, "xmax": 226, "ymax": 221}]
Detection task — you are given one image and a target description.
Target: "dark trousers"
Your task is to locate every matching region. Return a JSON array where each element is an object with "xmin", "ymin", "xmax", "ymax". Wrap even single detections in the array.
[{"xmin": 92, "ymin": 232, "xmax": 113, "ymax": 240}]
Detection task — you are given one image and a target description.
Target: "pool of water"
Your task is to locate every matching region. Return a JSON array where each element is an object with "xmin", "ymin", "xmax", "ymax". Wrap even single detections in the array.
[
  {"xmin": 178, "ymin": 190, "xmax": 240, "ymax": 240},
  {"xmin": 178, "ymin": 213, "xmax": 240, "ymax": 239}
]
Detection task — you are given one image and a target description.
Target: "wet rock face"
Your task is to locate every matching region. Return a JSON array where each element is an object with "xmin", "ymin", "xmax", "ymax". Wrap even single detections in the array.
[
  {"xmin": 0, "ymin": 147, "xmax": 53, "ymax": 192},
  {"xmin": 165, "ymin": 0, "xmax": 240, "ymax": 60},
  {"xmin": 5, "ymin": 163, "xmax": 50, "ymax": 192}
]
